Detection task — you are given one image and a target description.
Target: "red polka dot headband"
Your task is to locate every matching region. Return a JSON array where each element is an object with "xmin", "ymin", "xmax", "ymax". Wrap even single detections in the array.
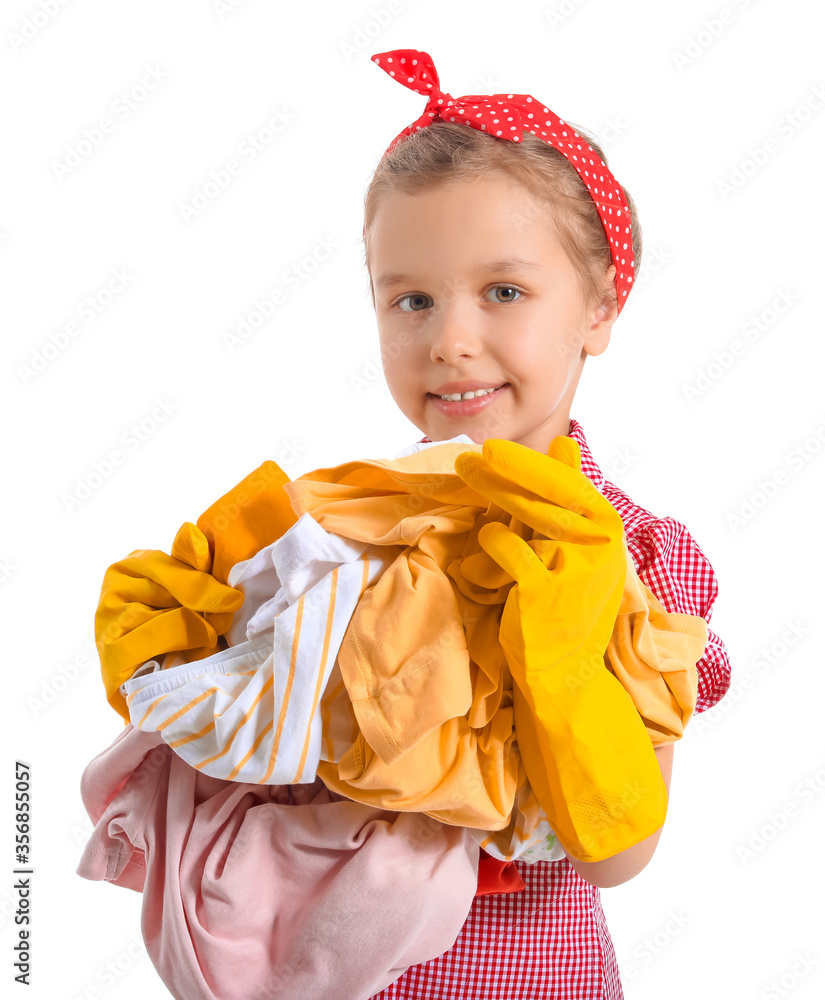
[{"xmin": 370, "ymin": 48, "xmax": 635, "ymax": 313}]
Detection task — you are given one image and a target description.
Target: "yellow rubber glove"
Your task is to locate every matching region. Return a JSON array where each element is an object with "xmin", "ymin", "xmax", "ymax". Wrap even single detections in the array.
[
  {"xmin": 454, "ymin": 436, "xmax": 668, "ymax": 863},
  {"xmin": 95, "ymin": 460, "xmax": 297, "ymax": 722},
  {"xmin": 95, "ymin": 522, "xmax": 245, "ymax": 722}
]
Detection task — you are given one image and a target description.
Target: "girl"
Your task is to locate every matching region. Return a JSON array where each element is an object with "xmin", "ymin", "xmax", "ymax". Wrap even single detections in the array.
[
  {"xmin": 83, "ymin": 47, "xmax": 731, "ymax": 999},
  {"xmin": 360, "ymin": 47, "xmax": 730, "ymax": 998}
]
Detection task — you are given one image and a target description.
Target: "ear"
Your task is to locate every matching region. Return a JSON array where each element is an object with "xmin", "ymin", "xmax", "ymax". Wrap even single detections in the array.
[{"xmin": 583, "ymin": 266, "xmax": 619, "ymax": 358}]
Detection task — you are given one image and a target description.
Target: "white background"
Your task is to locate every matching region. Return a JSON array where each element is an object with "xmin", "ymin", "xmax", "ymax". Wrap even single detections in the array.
[{"xmin": 1, "ymin": 0, "xmax": 823, "ymax": 997}]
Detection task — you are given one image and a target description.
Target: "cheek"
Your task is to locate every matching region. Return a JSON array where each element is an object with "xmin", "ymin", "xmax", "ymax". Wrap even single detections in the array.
[
  {"xmin": 382, "ymin": 333, "xmax": 421, "ymax": 378},
  {"xmin": 381, "ymin": 353, "xmax": 415, "ymax": 400}
]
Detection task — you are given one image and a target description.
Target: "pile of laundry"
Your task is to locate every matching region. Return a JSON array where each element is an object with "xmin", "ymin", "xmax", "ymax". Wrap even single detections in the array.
[{"xmin": 78, "ymin": 435, "xmax": 708, "ymax": 1000}]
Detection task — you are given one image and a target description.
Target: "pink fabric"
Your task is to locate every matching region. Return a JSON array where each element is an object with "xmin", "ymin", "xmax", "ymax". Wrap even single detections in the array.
[{"xmin": 77, "ymin": 724, "xmax": 479, "ymax": 1000}]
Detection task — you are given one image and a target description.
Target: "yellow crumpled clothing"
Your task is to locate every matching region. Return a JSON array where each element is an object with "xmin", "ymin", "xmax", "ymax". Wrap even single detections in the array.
[
  {"xmin": 281, "ymin": 441, "xmax": 707, "ymax": 831},
  {"xmin": 605, "ymin": 553, "xmax": 705, "ymax": 749},
  {"xmin": 93, "ymin": 439, "xmax": 707, "ymax": 841}
]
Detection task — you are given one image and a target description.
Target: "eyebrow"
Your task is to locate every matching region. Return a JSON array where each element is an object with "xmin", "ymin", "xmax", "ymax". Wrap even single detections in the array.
[{"xmin": 373, "ymin": 256, "xmax": 544, "ymax": 291}]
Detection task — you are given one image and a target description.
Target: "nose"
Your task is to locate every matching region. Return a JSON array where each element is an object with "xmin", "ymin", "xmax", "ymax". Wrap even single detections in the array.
[{"xmin": 428, "ymin": 296, "xmax": 481, "ymax": 365}]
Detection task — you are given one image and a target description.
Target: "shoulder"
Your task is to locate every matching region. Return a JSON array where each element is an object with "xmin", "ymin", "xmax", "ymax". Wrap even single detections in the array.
[
  {"xmin": 602, "ymin": 477, "xmax": 712, "ymax": 604},
  {"xmin": 601, "ymin": 475, "xmax": 732, "ymax": 715}
]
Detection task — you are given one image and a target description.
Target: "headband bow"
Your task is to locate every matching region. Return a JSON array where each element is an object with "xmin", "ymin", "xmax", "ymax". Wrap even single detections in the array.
[{"xmin": 371, "ymin": 48, "xmax": 634, "ymax": 312}]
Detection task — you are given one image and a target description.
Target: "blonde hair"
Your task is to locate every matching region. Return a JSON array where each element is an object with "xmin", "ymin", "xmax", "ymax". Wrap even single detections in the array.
[{"xmin": 362, "ymin": 119, "xmax": 642, "ymax": 312}]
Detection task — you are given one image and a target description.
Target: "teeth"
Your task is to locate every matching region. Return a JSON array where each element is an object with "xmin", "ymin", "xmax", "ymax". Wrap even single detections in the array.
[{"xmin": 439, "ymin": 386, "xmax": 502, "ymax": 401}]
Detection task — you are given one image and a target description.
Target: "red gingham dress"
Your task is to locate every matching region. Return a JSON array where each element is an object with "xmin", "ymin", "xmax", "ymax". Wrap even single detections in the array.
[{"xmin": 371, "ymin": 417, "xmax": 732, "ymax": 1000}]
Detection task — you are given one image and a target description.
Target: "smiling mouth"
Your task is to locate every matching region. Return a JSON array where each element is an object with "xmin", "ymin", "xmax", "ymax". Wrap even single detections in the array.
[
  {"xmin": 428, "ymin": 383, "xmax": 509, "ymax": 401},
  {"xmin": 427, "ymin": 383, "xmax": 510, "ymax": 416}
]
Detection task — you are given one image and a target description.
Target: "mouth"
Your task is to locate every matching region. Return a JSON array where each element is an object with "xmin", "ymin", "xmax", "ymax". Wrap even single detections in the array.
[{"xmin": 427, "ymin": 383, "xmax": 510, "ymax": 417}]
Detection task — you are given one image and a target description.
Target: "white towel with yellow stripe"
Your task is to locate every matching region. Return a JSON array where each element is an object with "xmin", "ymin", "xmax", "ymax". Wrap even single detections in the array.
[{"xmin": 121, "ymin": 511, "xmax": 393, "ymax": 785}]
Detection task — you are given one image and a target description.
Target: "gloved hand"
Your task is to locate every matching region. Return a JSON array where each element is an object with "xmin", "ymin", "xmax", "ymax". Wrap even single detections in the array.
[
  {"xmin": 95, "ymin": 522, "xmax": 244, "ymax": 722},
  {"xmin": 95, "ymin": 459, "xmax": 297, "ymax": 722},
  {"xmin": 454, "ymin": 435, "xmax": 668, "ymax": 863}
]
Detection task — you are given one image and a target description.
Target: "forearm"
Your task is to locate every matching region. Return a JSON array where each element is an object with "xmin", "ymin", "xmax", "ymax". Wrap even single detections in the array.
[{"xmin": 561, "ymin": 742, "xmax": 674, "ymax": 888}]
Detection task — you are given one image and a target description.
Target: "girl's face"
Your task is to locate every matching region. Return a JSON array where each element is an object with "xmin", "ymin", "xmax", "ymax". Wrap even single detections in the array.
[{"xmin": 369, "ymin": 173, "xmax": 618, "ymax": 452}]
